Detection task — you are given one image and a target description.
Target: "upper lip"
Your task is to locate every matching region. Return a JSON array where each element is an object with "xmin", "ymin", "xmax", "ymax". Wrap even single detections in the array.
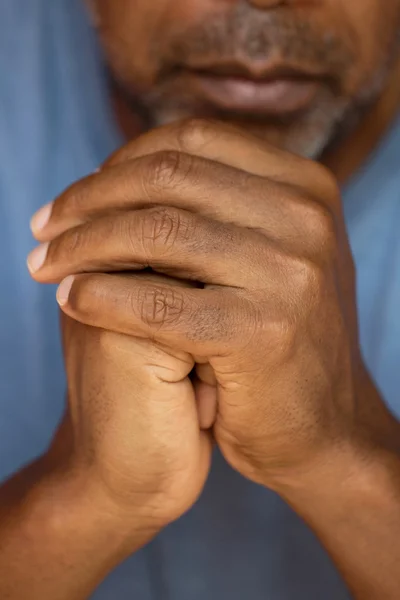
[{"xmin": 184, "ymin": 60, "xmax": 325, "ymax": 82}]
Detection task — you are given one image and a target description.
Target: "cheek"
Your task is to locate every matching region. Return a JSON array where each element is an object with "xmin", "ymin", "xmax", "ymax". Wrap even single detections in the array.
[
  {"xmin": 94, "ymin": 0, "xmax": 228, "ymax": 87},
  {"xmin": 329, "ymin": 0, "xmax": 400, "ymax": 89},
  {"xmin": 165, "ymin": 0, "xmax": 227, "ymax": 22},
  {"xmin": 94, "ymin": 0, "xmax": 172, "ymax": 85}
]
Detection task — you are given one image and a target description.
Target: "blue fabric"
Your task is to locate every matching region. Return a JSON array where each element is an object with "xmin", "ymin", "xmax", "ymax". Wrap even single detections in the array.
[{"xmin": 0, "ymin": 1, "xmax": 399, "ymax": 598}]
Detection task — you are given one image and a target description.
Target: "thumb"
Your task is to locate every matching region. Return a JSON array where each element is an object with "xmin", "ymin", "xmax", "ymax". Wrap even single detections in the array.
[{"xmin": 193, "ymin": 362, "xmax": 218, "ymax": 430}]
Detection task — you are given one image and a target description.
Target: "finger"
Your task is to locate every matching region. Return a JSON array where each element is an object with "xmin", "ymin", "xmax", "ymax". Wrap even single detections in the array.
[
  {"xmin": 31, "ymin": 153, "xmax": 286, "ymax": 241},
  {"xmin": 32, "ymin": 151, "xmax": 329, "ymax": 260},
  {"xmin": 193, "ymin": 362, "xmax": 218, "ymax": 429},
  {"xmin": 105, "ymin": 118, "xmax": 319, "ymax": 188},
  {"xmin": 64, "ymin": 271, "xmax": 217, "ymax": 431},
  {"xmin": 193, "ymin": 376, "xmax": 218, "ymax": 430},
  {"xmin": 195, "ymin": 362, "xmax": 217, "ymax": 386},
  {"xmin": 28, "ymin": 205, "xmax": 269, "ymax": 287},
  {"xmin": 56, "ymin": 272, "xmax": 248, "ymax": 357},
  {"xmin": 106, "ymin": 118, "xmax": 339, "ymax": 215}
]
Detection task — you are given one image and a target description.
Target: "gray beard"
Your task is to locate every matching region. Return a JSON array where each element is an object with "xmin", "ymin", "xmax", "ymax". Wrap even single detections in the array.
[
  {"xmin": 142, "ymin": 60, "xmax": 393, "ymax": 161},
  {"xmin": 142, "ymin": 4, "xmax": 400, "ymax": 160},
  {"xmin": 143, "ymin": 92, "xmax": 361, "ymax": 161}
]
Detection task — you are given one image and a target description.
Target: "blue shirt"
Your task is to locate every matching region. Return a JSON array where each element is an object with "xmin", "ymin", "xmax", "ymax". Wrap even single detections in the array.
[{"xmin": 1, "ymin": 1, "xmax": 399, "ymax": 598}]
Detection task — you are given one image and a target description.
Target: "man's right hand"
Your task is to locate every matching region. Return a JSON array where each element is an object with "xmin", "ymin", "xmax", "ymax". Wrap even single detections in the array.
[
  {"xmin": 60, "ymin": 275, "xmax": 212, "ymax": 539},
  {"xmin": 0, "ymin": 275, "xmax": 212, "ymax": 600}
]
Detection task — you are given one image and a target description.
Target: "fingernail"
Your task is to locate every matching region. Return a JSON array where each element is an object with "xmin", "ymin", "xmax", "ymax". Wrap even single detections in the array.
[
  {"xmin": 27, "ymin": 243, "xmax": 49, "ymax": 273},
  {"xmin": 30, "ymin": 202, "xmax": 53, "ymax": 234},
  {"xmin": 57, "ymin": 276, "xmax": 74, "ymax": 306}
]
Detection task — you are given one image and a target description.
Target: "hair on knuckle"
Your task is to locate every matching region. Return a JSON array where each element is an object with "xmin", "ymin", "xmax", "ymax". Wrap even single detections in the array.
[{"xmin": 189, "ymin": 301, "xmax": 231, "ymax": 344}]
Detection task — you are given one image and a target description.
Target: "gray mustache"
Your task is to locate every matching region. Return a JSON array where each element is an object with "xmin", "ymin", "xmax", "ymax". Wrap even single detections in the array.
[{"xmin": 166, "ymin": 3, "xmax": 352, "ymax": 74}]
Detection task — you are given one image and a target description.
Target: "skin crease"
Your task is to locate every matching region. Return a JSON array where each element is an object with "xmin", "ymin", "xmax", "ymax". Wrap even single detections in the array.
[{"xmin": 1, "ymin": 1, "xmax": 400, "ymax": 599}]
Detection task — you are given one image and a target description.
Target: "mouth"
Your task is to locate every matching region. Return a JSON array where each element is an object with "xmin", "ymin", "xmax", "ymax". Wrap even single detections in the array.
[{"xmin": 179, "ymin": 61, "xmax": 325, "ymax": 116}]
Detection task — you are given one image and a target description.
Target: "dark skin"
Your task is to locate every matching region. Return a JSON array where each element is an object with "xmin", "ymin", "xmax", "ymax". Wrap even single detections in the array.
[{"xmin": 1, "ymin": 1, "xmax": 400, "ymax": 598}]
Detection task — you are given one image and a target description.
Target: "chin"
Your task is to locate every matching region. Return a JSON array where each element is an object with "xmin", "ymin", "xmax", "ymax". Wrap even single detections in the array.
[
  {"xmin": 150, "ymin": 107, "xmax": 343, "ymax": 161},
  {"xmin": 141, "ymin": 84, "xmax": 350, "ymax": 160}
]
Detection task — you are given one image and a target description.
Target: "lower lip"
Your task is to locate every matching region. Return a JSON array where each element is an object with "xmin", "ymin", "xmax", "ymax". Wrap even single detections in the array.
[{"xmin": 188, "ymin": 74, "xmax": 319, "ymax": 115}]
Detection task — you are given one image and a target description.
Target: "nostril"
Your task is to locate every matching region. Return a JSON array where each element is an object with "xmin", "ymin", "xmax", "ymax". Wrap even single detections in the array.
[{"xmin": 248, "ymin": 0, "xmax": 287, "ymax": 9}]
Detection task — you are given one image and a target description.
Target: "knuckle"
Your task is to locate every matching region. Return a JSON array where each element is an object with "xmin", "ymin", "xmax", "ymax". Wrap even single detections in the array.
[
  {"xmin": 286, "ymin": 254, "xmax": 327, "ymax": 308},
  {"xmin": 50, "ymin": 226, "xmax": 86, "ymax": 262},
  {"xmin": 314, "ymin": 164, "xmax": 341, "ymax": 202},
  {"xmin": 263, "ymin": 313, "xmax": 298, "ymax": 360},
  {"xmin": 144, "ymin": 150, "xmax": 186, "ymax": 192},
  {"xmin": 299, "ymin": 161, "xmax": 340, "ymax": 204},
  {"xmin": 57, "ymin": 177, "xmax": 93, "ymax": 217},
  {"xmin": 174, "ymin": 118, "xmax": 218, "ymax": 153},
  {"xmin": 140, "ymin": 206, "xmax": 185, "ymax": 256},
  {"xmin": 67, "ymin": 274, "xmax": 98, "ymax": 316},
  {"xmin": 300, "ymin": 198, "xmax": 337, "ymax": 259},
  {"xmin": 137, "ymin": 285, "xmax": 186, "ymax": 329},
  {"xmin": 65, "ymin": 227, "xmax": 86, "ymax": 253}
]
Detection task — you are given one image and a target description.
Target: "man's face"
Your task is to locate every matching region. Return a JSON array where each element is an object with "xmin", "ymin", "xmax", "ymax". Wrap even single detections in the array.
[{"xmin": 90, "ymin": 0, "xmax": 400, "ymax": 158}]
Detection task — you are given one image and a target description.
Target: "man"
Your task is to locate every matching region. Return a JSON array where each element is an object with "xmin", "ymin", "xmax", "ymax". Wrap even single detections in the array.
[{"xmin": 0, "ymin": 0, "xmax": 399, "ymax": 598}]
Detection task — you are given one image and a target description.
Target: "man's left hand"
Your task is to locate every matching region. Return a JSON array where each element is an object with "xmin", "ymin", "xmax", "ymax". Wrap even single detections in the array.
[{"xmin": 28, "ymin": 119, "xmax": 392, "ymax": 492}]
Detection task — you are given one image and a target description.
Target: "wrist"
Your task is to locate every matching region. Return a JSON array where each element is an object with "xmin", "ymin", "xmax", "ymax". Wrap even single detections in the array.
[
  {"xmin": 26, "ymin": 454, "xmax": 158, "ymax": 562},
  {"xmin": 0, "ymin": 454, "xmax": 158, "ymax": 598},
  {"xmin": 275, "ymin": 437, "xmax": 400, "ymax": 520},
  {"xmin": 40, "ymin": 417, "xmax": 166, "ymax": 549},
  {"xmin": 273, "ymin": 364, "xmax": 400, "ymax": 509}
]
